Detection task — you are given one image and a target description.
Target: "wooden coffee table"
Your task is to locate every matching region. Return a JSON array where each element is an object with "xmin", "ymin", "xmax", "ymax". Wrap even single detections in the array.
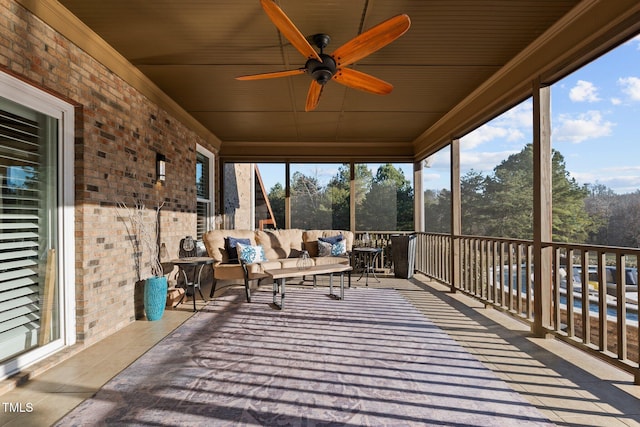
[{"xmin": 264, "ymin": 263, "xmax": 352, "ymax": 309}]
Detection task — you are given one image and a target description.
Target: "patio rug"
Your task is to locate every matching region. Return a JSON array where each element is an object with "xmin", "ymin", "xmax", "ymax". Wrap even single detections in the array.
[{"xmin": 56, "ymin": 287, "xmax": 553, "ymax": 426}]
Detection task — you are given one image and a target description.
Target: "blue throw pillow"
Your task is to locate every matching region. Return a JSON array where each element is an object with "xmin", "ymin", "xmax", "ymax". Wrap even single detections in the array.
[
  {"xmin": 236, "ymin": 242, "xmax": 267, "ymax": 264},
  {"xmin": 225, "ymin": 237, "xmax": 251, "ymax": 264},
  {"xmin": 319, "ymin": 234, "xmax": 343, "ymax": 245}
]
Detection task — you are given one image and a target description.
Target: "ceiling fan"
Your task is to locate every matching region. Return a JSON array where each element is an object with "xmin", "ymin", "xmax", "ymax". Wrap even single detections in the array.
[{"xmin": 236, "ymin": 0, "xmax": 411, "ymax": 111}]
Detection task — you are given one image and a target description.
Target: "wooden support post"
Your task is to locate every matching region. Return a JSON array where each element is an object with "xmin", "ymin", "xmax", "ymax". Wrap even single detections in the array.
[
  {"xmin": 533, "ymin": 81, "xmax": 553, "ymax": 337},
  {"xmin": 450, "ymin": 138, "xmax": 461, "ymax": 293}
]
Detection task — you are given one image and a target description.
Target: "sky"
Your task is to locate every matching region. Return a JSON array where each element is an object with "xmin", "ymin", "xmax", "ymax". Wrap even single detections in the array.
[
  {"xmin": 425, "ymin": 34, "xmax": 640, "ymax": 194},
  {"xmin": 258, "ymin": 35, "xmax": 640, "ymax": 195}
]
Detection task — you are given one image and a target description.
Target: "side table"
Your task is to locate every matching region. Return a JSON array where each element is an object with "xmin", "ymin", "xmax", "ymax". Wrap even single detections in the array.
[
  {"xmin": 171, "ymin": 257, "xmax": 214, "ymax": 312},
  {"xmin": 353, "ymin": 247, "xmax": 382, "ymax": 286}
]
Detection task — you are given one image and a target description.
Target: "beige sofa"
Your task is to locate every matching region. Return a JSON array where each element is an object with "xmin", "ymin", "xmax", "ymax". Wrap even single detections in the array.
[{"xmin": 202, "ymin": 229, "xmax": 353, "ymax": 302}]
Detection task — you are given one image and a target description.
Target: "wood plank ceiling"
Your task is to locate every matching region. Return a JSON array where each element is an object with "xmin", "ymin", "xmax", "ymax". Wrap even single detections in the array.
[{"xmin": 52, "ymin": 0, "xmax": 639, "ymax": 162}]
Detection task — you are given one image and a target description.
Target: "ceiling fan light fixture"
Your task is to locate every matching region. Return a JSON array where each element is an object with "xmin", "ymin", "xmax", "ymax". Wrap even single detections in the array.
[
  {"xmin": 306, "ymin": 54, "xmax": 336, "ymax": 84},
  {"xmin": 312, "ymin": 68, "xmax": 333, "ymax": 84}
]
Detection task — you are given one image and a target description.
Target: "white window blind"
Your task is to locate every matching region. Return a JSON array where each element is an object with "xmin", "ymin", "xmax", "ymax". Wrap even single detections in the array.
[
  {"xmin": 196, "ymin": 149, "xmax": 213, "ymax": 239},
  {"xmin": 0, "ymin": 106, "xmax": 57, "ymax": 362}
]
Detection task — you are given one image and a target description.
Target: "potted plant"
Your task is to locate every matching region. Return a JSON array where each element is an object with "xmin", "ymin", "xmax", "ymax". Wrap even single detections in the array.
[{"xmin": 117, "ymin": 200, "xmax": 167, "ymax": 321}]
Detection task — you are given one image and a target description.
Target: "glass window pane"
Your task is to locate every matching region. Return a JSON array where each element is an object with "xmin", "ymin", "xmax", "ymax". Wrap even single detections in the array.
[
  {"xmin": 196, "ymin": 149, "xmax": 213, "ymax": 239},
  {"xmin": 423, "ymin": 146, "xmax": 451, "ymax": 233},
  {"xmin": 290, "ymin": 163, "xmax": 349, "ymax": 230},
  {"xmin": 460, "ymin": 100, "xmax": 533, "ymax": 239},
  {"xmin": 256, "ymin": 163, "xmax": 284, "ymax": 230},
  {"xmin": 355, "ymin": 163, "xmax": 414, "ymax": 231},
  {"xmin": 196, "ymin": 152, "xmax": 209, "ymax": 200},
  {"xmin": 0, "ymin": 99, "xmax": 59, "ymax": 362}
]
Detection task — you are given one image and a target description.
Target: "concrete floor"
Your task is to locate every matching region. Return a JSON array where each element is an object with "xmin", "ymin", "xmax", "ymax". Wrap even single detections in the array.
[{"xmin": 0, "ymin": 273, "xmax": 639, "ymax": 426}]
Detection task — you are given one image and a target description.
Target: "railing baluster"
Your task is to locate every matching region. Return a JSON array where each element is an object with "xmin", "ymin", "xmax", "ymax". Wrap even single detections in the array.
[
  {"xmin": 618, "ymin": 253, "xmax": 627, "ymax": 361},
  {"xmin": 598, "ymin": 251, "xmax": 607, "ymax": 352},
  {"xmin": 567, "ymin": 248, "xmax": 575, "ymax": 338},
  {"xmin": 581, "ymin": 250, "xmax": 590, "ymax": 346},
  {"xmin": 493, "ymin": 240, "xmax": 499, "ymax": 305},
  {"xmin": 553, "ymin": 248, "xmax": 562, "ymax": 332},
  {"xmin": 507, "ymin": 243, "xmax": 517, "ymax": 311},
  {"xmin": 514, "ymin": 243, "xmax": 522, "ymax": 316},
  {"xmin": 526, "ymin": 245, "xmax": 532, "ymax": 319}
]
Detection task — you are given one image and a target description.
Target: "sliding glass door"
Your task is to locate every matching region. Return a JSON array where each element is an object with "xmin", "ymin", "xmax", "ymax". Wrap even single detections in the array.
[{"xmin": 0, "ymin": 99, "xmax": 59, "ymax": 362}]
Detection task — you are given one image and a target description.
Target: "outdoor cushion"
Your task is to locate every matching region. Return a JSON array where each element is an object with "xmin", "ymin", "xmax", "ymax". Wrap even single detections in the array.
[{"xmin": 225, "ymin": 236, "xmax": 251, "ymax": 263}]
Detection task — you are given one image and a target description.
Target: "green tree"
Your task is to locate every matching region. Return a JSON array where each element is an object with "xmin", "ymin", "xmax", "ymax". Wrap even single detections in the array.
[
  {"xmin": 483, "ymin": 149, "xmax": 534, "ymax": 238},
  {"xmin": 267, "ymin": 182, "xmax": 285, "ymax": 229},
  {"xmin": 460, "ymin": 170, "xmax": 490, "ymax": 235},
  {"xmin": 358, "ymin": 164, "xmax": 414, "ymax": 231},
  {"xmin": 550, "ymin": 150, "xmax": 592, "ymax": 242},
  {"xmin": 424, "ymin": 188, "xmax": 451, "ymax": 233},
  {"xmin": 462, "ymin": 144, "xmax": 593, "ymax": 242},
  {"xmin": 325, "ymin": 164, "xmax": 352, "ymax": 230},
  {"xmin": 290, "ymin": 171, "xmax": 330, "ymax": 229},
  {"xmin": 584, "ymin": 184, "xmax": 615, "ymax": 244}
]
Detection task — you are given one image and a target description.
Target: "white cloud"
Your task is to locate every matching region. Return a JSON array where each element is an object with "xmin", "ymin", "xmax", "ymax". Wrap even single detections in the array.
[
  {"xmin": 460, "ymin": 100, "xmax": 532, "ymax": 149},
  {"xmin": 553, "ymin": 110, "xmax": 614, "ymax": 143},
  {"xmin": 425, "ymin": 150, "xmax": 450, "ymax": 168},
  {"xmin": 460, "ymin": 150, "xmax": 519, "ymax": 174},
  {"xmin": 610, "ymin": 97, "xmax": 622, "ymax": 105},
  {"xmin": 422, "ymin": 172, "xmax": 442, "ymax": 183},
  {"xmin": 461, "ymin": 125, "xmax": 509, "ymax": 149},
  {"xmin": 572, "ymin": 169, "xmax": 640, "ymax": 194},
  {"xmin": 494, "ymin": 101, "xmax": 533, "ymax": 128},
  {"xmin": 618, "ymin": 77, "xmax": 640, "ymax": 101},
  {"xmin": 569, "ymin": 80, "xmax": 600, "ymax": 102}
]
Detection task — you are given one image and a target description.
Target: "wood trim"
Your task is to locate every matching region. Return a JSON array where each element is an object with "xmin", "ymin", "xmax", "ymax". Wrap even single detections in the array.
[{"xmin": 220, "ymin": 141, "xmax": 415, "ymax": 162}]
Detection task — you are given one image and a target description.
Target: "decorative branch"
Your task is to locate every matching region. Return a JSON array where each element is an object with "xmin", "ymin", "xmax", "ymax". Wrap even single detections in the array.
[{"xmin": 117, "ymin": 199, "xmax": 165, "ymax": 279}]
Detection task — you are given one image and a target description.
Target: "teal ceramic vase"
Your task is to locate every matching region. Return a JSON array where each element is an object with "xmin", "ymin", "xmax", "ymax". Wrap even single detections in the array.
[{"xmin": 144, "ymin": 276, "xmax": 168, "ymax": 321}]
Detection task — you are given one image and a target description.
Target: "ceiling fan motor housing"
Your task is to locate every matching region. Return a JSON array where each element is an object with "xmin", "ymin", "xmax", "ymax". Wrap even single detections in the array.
[{"xmin": 306, "ymin": 53, "xmax": 336, "ymax": 85}]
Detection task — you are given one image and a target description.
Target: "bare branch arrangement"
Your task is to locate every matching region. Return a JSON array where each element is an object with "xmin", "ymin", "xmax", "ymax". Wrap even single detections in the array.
[{"xmin": 117, "ymin": 200, "xmax": 165, "ymax": 279}]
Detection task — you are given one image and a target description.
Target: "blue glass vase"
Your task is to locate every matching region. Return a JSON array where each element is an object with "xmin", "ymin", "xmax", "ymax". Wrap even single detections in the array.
[{"xmin": 144, "ymin": 276, "xmax": 168, "ymax": 321}]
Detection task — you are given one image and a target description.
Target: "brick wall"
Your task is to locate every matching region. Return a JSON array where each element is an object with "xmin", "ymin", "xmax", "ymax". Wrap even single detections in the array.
[{"xmin": 0, "ymin": 0, "xmax": 217, "ymax": 345}]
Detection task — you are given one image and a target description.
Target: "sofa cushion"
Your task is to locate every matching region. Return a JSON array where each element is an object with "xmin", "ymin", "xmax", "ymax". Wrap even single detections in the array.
[
  {"xmin": 212, "ymin": 263, "xmax": 245, "ymax": 281},
  {"xmin": 255, "ymin": 229, "xmax": 304, "ymax": 260},
  {"xmin": 244, "ymin": 260, "xmax": 281, "ymax": 279}
]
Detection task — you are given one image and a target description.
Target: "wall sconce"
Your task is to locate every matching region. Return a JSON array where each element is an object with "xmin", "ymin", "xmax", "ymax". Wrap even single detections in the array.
[{"xmin": 156, "ymin": 153, "xmax": 166, "ymax": 183}]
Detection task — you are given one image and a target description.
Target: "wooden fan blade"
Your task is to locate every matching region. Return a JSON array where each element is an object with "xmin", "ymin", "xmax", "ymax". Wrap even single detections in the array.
[
  {"xmin": 332, "ymin": 14, "xmax": 410, "ymax": 67},
  {"xmin": 236, "ymin": 68, "xmax": 306, "ymax": 80},
  {"xmin": 305, "ymin": 80, "xmax": 324, "ymax": 112},
  {"xmin": 260, "ymin": 0, "xmax": 322, "ymax": 61},
  {"xmin": 333, "ymin": 68, "xmax": 393, "ymax": 95}
]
